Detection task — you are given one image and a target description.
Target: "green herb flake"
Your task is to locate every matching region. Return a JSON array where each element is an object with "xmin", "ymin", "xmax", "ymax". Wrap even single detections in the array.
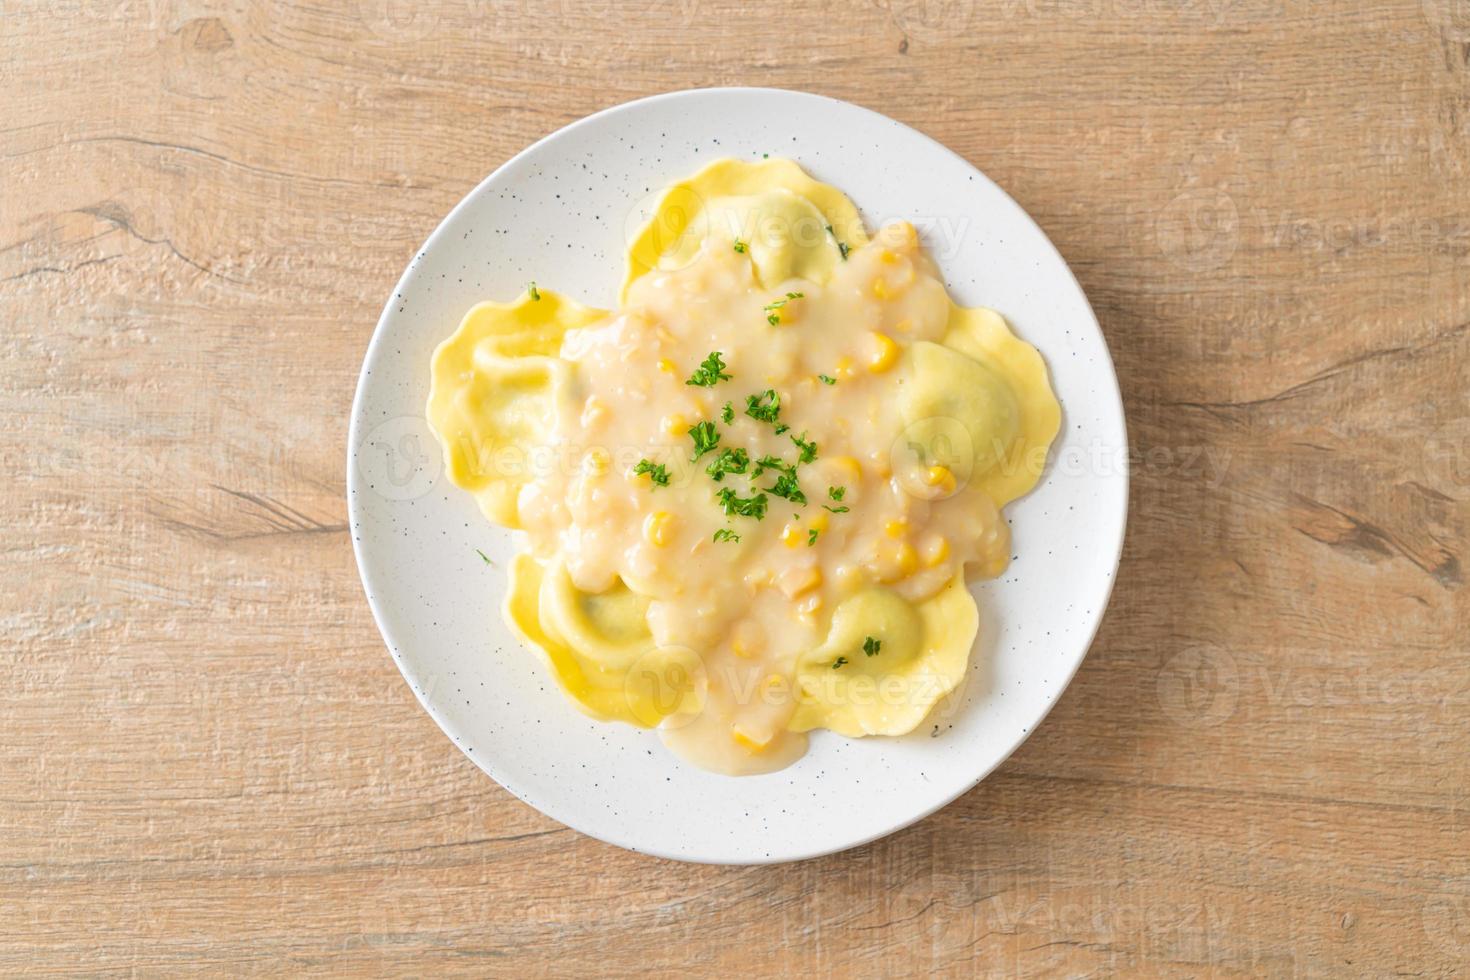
[
  {"xmin": 475, "ymin": 549, "xmax": 493, "ymax": 566},
  {"xmin": 712, "ymin": 528, "xmax": 741, "ymax": 543},
  {"xmin": 527, "ymin": 281, "xmax": 541, "ymax": 301},
  {"xmin": 733, "ymin": 240, "xmax": 747, "ymax": 254},
  {"xmin": 744, "ymin": 389, "xmax": 782, "ymax": 425},
  {"xmin": 765, "ymin": 472, "xmax": 807, "ymax": 506},
  {"xmin": 687, "ymin": 420, "xmax": 721, "ymax": 462},
  {"xmin": 633, "ymin": 459, "xmax": 671, "ymax": 487},
  {"xmin": 685, "ymin": 351, "xmax": 732, "ymax": 388},
  {"xmin": 831, "ymin": 656, "xmax": 849, "ymax": 670},
  {"xmin": 762, "ymin": 291, "xmax": 805, "ymax": 326},
  {"xmin": 818, "ymin": 374, "xmax": 837, "ymax": 385},
  {"xmin": 828, "ymin": 485, "xmax": 846, "ymax": 501},
  {"xmin": 705, "ymin": 446, "xmax": 750, "ymax": 482},
  {"xmin": 823, "ymin": 504, "xmax": 850, "ymax": 514},
  {"xmin": 791, "ymin": 432, "xmax": 818, "ymax": 464},
  {"xmin": 716, "ymin": 487, "xmax": 768, "ymax": 520},
  {"xmin": 825, "ymin": 224, "xmax": 850, "ymax": 261},
  {"xmin": 863, "ymin": 636, "xmax": 882, "ymax": 657},
  {"xmin": 752, "ymin": 454, "xmax": 793, "ymax": 478},
  {"xmin": 808, "ymin": 528, "xmax": 819, "ymax": 546}
]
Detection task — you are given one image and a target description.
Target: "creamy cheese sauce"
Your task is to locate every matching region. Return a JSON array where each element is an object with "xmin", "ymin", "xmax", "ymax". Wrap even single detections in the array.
[{"xmin": 426, "ymin": 159, "xmax": 1059, "ymax": 775}]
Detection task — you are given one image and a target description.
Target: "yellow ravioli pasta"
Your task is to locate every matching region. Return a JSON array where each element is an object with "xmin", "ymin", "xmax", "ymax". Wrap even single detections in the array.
[{"xmin": 427, "ymin": 159, "xmax": 1059, "ymax": 774}]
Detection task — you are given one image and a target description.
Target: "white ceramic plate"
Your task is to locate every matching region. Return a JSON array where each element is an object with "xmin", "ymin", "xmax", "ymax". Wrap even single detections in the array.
[{"xmin": 348, "ymin": 88, "xmax": 1127, "ymax": 864}]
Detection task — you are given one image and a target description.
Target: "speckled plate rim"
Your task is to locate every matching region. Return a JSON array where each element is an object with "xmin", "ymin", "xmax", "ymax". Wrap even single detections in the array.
[{"xmin": 347, "ymin": 87, "xmax": 1128, "ymax": 864}]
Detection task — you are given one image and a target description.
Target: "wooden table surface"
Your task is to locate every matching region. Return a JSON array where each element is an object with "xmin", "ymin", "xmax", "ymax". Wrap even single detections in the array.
[{"xmin": 5, "ymin": 0, "xmax": 1468, "ymax": 975}]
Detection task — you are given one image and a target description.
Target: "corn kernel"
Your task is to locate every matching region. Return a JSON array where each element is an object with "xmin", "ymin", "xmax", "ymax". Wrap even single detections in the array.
[
  {"xmin": 644, "ymin": 511, "xmax": 675, "ymax": 547},
  {"xmin": 832, "ymin": 456, "xmax": 862, "ymax": 483},
  {"xmin": 732, "ymin": 638, "xmax": 752, "ymax": 659},
  {"xmin": 877, "ymin": 543, "xmax": 919, "ymax": 582},
  {"xmin": 661, "ymin": 413, "xmax": 686, "ymax": 437},
  {"xmin": 732, "ymin": 725, "xmax": 771, "ymax": 753},
  {"xmin": 779, "ymin": 564, "xmax": 821, "ymax": 598},
  {"xmin": 871, "ymin": 278, "xmax": 891, "ymax": 300},
  {"xmin": 658, "ymin": 358, "xmax": 676, "ymax": 374},
  {"xmin": 763, "ymin": 674, "xmax": 785, "ymax": 696},
  {"xmin": 743, "ymin": 567, "xmax": 773, "ymax": 591},
  {"xmin": 924, "ymin": 465, "xmax": 957, "ymax": 494},
  {"xmin": 898, "ymin": 543, "xmax": 918, "ymax": 575},
  {"xmin": 923, "ymin": 536, "xmax": 951, "ymax": 567},
  {"xmin": 884, "ymin": 518, "xmax": 908, "ymax": 539},
  {"xmin": 867, "ymin": 332, "xmax": 899, "ymax": 373},
  {"xmin": 585, "ymin": 449, "xmax": 611, "ymax": 475},
  {"xmin": 834, "ymin": 356, "xmax": 855, "ymax": 380},
  {"xmin": 780, "ymin": 522, "xmax": 804, "ymax": 548},
  {"xmin": 581, "ymin": 396, "xmax": 608, "ymax": 426},
  {"xmin": 879, "ymin": 248, "xmax": 899, "ymax": 265},
  {"xmin": 891, "ymin": 221, "xmax": 918, "ymax": 249},
  {"xmin": 810, "ymin": 511, "xmax": 830, "ymax": 533}
]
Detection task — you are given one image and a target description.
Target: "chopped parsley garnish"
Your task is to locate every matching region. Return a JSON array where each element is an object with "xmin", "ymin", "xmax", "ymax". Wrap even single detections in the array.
[
  {"xmin": 751, "ymin": 454, "xmax": 792, "ymax": 478},
  {"xmin": 774, "ymin": 423, "xmax": 790, "ymax": 435},
  {"xmin": 687, "ymin": 420, "xmax": 720, "ymax": 461},
  {"xmin": 733, "ymin": 240, "xmax": 747, "ymax": 254},
  {"xmin": 831, "ymin": 657, "xmax": 849, "ymax": 670},
  {"xmin": 712, "ymin": 528, "xmax": 741, "ymax": 543},
  {"xmin": 818, "ymin": 374, "xmax": 837, "ymax": 385},
  {"xmin": 823, "ymin": 504, "xmax": 850, "ymax": 514},
  {"xmin": 762, "ymin": 292, "xmax": 805, "ymax": 326},
  {"xmin": 765, "ymin": 472, "xmax": 806, "ymax": 506},
  {"xmin": 791, "ymin": 432, "xmax": 818, "ymax": 464},
  {"xmin": 825, "ymin": 225, "xmax": 850, "ymax": 261},
  {"xmin": 808, "ymin": 528, "xmax": 819, "ymax": 546},
  {"xmin": 633, "ymin": 459, "xmax": 670, "ymax": 486},
  {"xmin": 720, "ymin": 401, "xmax": 734, "ymax": 423},
  {"xmin": 527, "ymin": 281, "xmax": 541, "ymax": 301},
  {"xmin": 744, "ymin": 389, "xmax": 781, "ymax": 425},
  {"xmin": 705, "ymin": 446, "xmax": 749, "ymax": 482},
  {"xmin": 716, "ymin": 487, "xmax": 768, "ymax": 520},
  {"xmin": 863, "ymin": 636, "xmax": 882, "ymax": 657},
  {"xmin": 475, "ymin": 549, "xmax": 493, "ymax": 565},
  {"xmin": 685, "ymin": 351, "xmax": 731, "ymax": 388},
  {"xmin": 828, "ymin": 485, "xmax": 846, "ymax": 501}
]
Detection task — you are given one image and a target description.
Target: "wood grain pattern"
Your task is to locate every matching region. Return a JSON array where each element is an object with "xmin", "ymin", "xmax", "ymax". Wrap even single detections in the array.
[{"xmin": 3, "ymin": 0, "xmax": 1467, "ymax": 974}]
